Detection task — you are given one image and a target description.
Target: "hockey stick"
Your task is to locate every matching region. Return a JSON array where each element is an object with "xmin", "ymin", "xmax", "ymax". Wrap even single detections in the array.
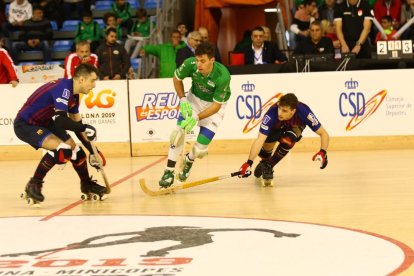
[
  {"xmin": 139, "ymin": 171, "xmax": 241, "ymax": 196},
  {"xmin": 90, "ymin": 141, "xmax": 111, "ymax": 194}
]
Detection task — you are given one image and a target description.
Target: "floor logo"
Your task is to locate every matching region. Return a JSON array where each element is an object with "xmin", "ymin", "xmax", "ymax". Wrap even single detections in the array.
[{"xmin": 0, "ymin": 216, "xmax": 412, "ymax": 275}]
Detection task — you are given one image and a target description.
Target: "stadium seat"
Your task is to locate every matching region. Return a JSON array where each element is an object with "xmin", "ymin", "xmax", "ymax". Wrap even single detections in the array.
[
  {"xmin": 94, "ymin": 18, "xmax": 105, "ymax": 29},
  {"xmin": 52, "ymin": 40, "xmax": 73, "ymax": 52},
  {"xmin": 130, "ymin": 58, "xmax": 141, "ymax": 70},
  {"xmin": 228, "ymin": 52, "xmax": 245, "ymax": 66},
  {"xmin": 46, "ymin": 61, "xmax": 64, "ymax": 66},
  {"xmin": 143, "ymin": 0, "xmax": 162, "ymax": 9},
  {"xmin": 61, "ymin": 20, "xmax": 81, "ymax": 31},
  {"xmin": 50, "ymin": 21, "xmax": 58, "ymax": 31},
  {"xmin": 94, "ymin": 1, "xmax": 112, "ymax": 10},
  {"xmin": 127, "ymin": 0, "xmax": 140, "ymax": 8}
]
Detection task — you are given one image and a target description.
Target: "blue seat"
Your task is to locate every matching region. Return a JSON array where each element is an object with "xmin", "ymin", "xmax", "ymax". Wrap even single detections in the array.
[
  {"xmin": 53, "ymin": 40, "xmax": 73, "ymax": 51},
  {"xmin": 50, "ymin": 21, "xmax": 58, "ymax": 31},
  {"xmin": 18, "ymin": 61, "xmax": 41, "ymax": 66},
  {"xmin": 94, "ymin": 19, "xmax": 105, "ymax": 29},
  {"xmin": 127, "ymin": 0, "xmax": 140, "ymax": 8},
  {"xmin": 46, "ymin": 61, "xmax": 64, "ymax": 65},
  {"xmin": 95, "ymin": 1, "xmax": 112, "ymax": 10},
  {"xmin": 61, "ymin": 20, "xmax": 81, "ymax": 31},
  {"xmin": 143, "ymin": 0, "xmax": 162, "ymax": 9}
]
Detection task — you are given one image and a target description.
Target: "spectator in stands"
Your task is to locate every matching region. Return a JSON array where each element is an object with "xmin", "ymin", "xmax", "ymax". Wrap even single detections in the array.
[
  {"xmin": 102, "ymin": 12, "xmax": 123, "ymax": 42},
  {"xmin": 375, "ymin": 15, "xmax": 398, "ymax": 43},
  {"xmin": 318, "ymin": 0, "xmax": 335, "ymax": 24},
  {"xmin": 198, "ymin": 26, "xmax": 221, "ymax": 62},
  {"xmin": 175, "ymin": 31, "xmax": 202, "ymax": 67},
  {"xmin": 400, "ymin": 0, "xmax": 414, "ymax": 39},
  {"xmin": 262, "ymin": 25, "xmax": 272, "ymax": 41},
  {"xmin": 12, "ymin": 6, "xmax": 52, "ymax": 63},
  {"xmin": 64, "ymin": 40, "xmax": 98, "ymax": 78},
  {"xmin": 374, "ymin": 0, "xmax": 401, "ymax": 30},
  {"xmin": 0, "ymin": 1, "xmax": 7, "ymax": 26},
  {"xmin": 73, "ymin": 10, "xmax": 102, "ymax": 53},
  {"xmin": 96, "ymin": 27, "xmax": 130, "ymax": 80},
  {"xmin": 334, "ymin": 0, "xmax": 373, "ymax": 58},
  {"xmin": 32, "ymin": 0, "xmax": 62, "ymax": 28},
  {"xmin": 140, "ymin": 30, "xmax": 184, "ymax": 78},
  {"xmin": 234, "ymin": 29, "xmax": 252, "ymax": 52},
  {"xmin": 241, "ymin": 26, "xmax": 288, "ymax": 64},
  {"xmin": 293, "ymin": 20, "xmax": 334, "ymax": 56},
  {"xmin": 1, "ymin": 0, "xmax": 33, "ymax": 50},
  {"xmin": 112, "ymin": 0, "xmax": 133, "ymax": 33},
  {"xmin": 62, "ymin": 0, "xmax": 84, "ymax": 20},
  {"xmin": 124, "ymin": 8, "xmax": 153, "ymax": 58},
  {"xmin": 0, "ymin": 34, "xmax": 19, "ymax": 87},
  {"xmin": 177, "ymin": 21, "xmax": 188, "ymax": 43},
  {"xmin": 321, "ymin": 19, "xmax": 340, "ymax": 49},
  {"xmin": 290, "ymin": 0, "xmax": 318, "ymax": 48}
]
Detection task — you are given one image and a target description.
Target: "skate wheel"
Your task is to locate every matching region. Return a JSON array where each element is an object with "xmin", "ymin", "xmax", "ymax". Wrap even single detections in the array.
[
  {"xmin": 80, "ymin": 193, "xmax": 89, "ymax": 201},
  {"xmin": 20, "ymin": 192, "xmax": 27, "ymax": 200},
  {"xmin": 91, "ymin": 194, "xmax": 99, "ymax": 201}
]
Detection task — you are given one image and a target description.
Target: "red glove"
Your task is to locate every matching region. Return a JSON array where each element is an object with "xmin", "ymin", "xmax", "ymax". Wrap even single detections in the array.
[
  {"xmin": 239, "ymin": 160, "xmax": 253, "ymax": 178},
  {"xmin": 312, "ymin": 149, "xmax": 328, "ymax": 169}
]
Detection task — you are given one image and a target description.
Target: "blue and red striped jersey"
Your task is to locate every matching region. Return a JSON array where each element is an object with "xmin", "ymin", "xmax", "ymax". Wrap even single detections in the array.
[{"xmin": 16, "ymin": 79, "xmax": 80, "ymax": 126}]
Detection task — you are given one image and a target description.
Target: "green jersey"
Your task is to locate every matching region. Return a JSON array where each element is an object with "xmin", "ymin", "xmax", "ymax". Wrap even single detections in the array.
[{"xmin": 175, "ymin": 57, "xmax": 231, "ymax": 103}]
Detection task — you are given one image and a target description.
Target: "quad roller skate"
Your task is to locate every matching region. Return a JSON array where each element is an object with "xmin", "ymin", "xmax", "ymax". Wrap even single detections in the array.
[
  {"xmin": 254, "ymin": 159, "xmax": 266, "ymax": 178},
  {"xmin": 261, "ymin": 161, "xmax": 274, "ymax": 187},
  {"xmin": 177, "ymin": 154, "xmax": 193, "ymax": 182},
  {"xmin": 159, "ymin": 168, "xmax": 175, "ymax": 188},
  {"xmin": 20, "ymin": 177, "xmax": 44, "ymax": 207},
  {"xmin": 80, "ymin": 176, "xmax": 108, "ymax": 201}
]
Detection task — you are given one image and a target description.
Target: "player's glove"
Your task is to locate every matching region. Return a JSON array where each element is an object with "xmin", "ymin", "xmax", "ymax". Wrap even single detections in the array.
[
  {"xmin": 89, "ymin": 149, "xmax": 106, "ymax": 170},
  {"xmin": 181, "ymin": 114, "xmax": 198, "ymax": 133},
  {"xmin": 179, "ymin": 97, "xmax": 192, "ymax": 119},
  {"xmin": 239, "ymin": 160, "xmax": 253, "ymax": 178},
  {"xmin": 312, "ymin": 149, "xmax": 328, "ymax": 169},
  {"xmin": 84, "ymin": 124, "xmax": 97, "ymax": 141}
]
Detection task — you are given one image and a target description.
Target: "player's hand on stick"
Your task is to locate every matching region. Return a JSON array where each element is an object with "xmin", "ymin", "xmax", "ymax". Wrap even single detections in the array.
[
  {"xmin": 179, "ymin": 97, "xmax": 192, "ymax": 119},
  {"xmin": 181, "ymin": 114, "xmax": 198, "ymax": 133},
  {"xmin": 84, "ymin": 124, "xmax": 97, "ymax": 141},
  {"xmin": 89, "ymin": 149, "xmax": 106, "ymax": 170},
  {"xmin": 239, "ymin": 160, "xmax": 253, "ymax": 178},
  {"xmin": 312, "ymin": 149, "xmax": 328, "ymax": 169}
]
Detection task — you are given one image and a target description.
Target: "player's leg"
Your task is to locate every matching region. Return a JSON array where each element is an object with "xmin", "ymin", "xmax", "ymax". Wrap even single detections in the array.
[{"xmin": 254, "ymin": 142, "xmax": 276, "ymax": 178}]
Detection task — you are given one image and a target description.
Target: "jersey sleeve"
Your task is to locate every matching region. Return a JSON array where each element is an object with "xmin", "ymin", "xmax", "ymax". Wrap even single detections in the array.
[
  {"xmin": 299, "ymin": 104, "xmax": 322, "ymax": 132},
  {"xmin": 258, "ymin": 107, "xmax": 278, "ymax": 136},
  {"xmin": 52, "ymin": 81, "xmax": 72, "ymax": 112},
  {"xmin": 174, "ymin": 57, "xmax": 195, "ymax": 80}
]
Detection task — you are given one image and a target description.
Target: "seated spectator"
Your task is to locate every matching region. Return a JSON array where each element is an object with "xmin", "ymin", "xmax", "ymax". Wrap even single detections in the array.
[
  {"xmin": 321, "ymin": 19, "xmax": 340, "ymax": 48},
  {"xmin": 198, "ymin": 26, "xmax": 221, "ymax": 62},
  {"xmin": 96, "ymin": 27, "xmax": 130, "ymax": 80},
  {"xmin": 400, "ymin": 0, "xmax": 414, "ymax": 39},
  {"xmin": 375, "ymin": 15, "xmax": 398, "ymax": 43},
  {"xmin": 64, "ymin": 40, "xmax": 98, "ymax": 78},
  {"xmin": 293, "ymin": 20, "xmax": 334, "ymax": 56},
  {"xmin": 262, "ymin": 25, "xmax": 272, "ymax": 41},
  {"xmin": 177, "ymin": 21, "xmax": 188, "ymax": 43},
  {"xmin": 290, "ymin": 0, "xmax": 318, "ymax": 49},
  {"xmin": 140, "ymin": 30, "xmax": 184, "ymax": 78},
  {"xmin": 62, "ymin": 0, "xmax": 84, "ymax": 20},
  {"xmin": 318, "ymin": 0, "xmax": 335, "ymax": 24},
  {"xmin": 374, "ymin": 0, "xmax": 401, "ymax": 30},
  {"xmin": 0, "ymin": 34, "xmax": 19, "ymax": 87},
  {"xmin": 234, "ymin": 29, "xmax": 252, "ymax": 52},
  {"xmin": 1, "ymin": 0, "xmax": 33, "ymax": 50},
  {"xmin": 124, "ymin": 8, "xmax": 153, "ymax": 58},
  {"xmin": 241, "ymin": 26, "xmax": 288, "ymax": 64},
  {"xmin": 175, "ymin": 31, "xmax": 202, "ymax": 67},
  {"xmin": 112, "ymin": 0, "xmax": 133, "ymax": 34},
  {"xmin": 12, "ymin": 7, "xmax": 52, "ymax": 63},
  {"xmin": 102, "ymin": 12, "xmax": 123, "ymax": 43},
  {"xmin": 73, "ymin": 10, "xmax": 102, "ymax": 53},
  {"xmin": 31, "ymin": 0, "xmax": 63, "ymax": 28}
]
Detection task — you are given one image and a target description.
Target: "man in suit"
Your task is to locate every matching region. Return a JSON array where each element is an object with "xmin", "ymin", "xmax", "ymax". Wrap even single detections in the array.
[
  {"xmin": 175, "ymin": 31, "xmax": 202, "ymax": 67},
  {"xmin": 241, "ymin": 26, "xmax": 288, "ymax": 64}
]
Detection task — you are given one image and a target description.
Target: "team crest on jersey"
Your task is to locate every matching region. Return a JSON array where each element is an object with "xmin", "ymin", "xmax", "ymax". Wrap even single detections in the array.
[
  {"xmin": 36, "ymin": 129, "xmax": 43, "ymax": 135},
  {"xmin": 262, "ymin": 115, "xmax": 271, "ymax": 124},
  {"xmin": 307, "ymin": 113, "xmax": 319, "ymax": 126},
  {"xmin": 207, "ymin": 80, "xmax": 215, "ymax": 87},
  {"xmin": 358, "ymin": 9, "xmax": 363, "ymax": 16},
  {"xmin": 62, "ymin": 89, "xmax": 70, "ymax": 99}
]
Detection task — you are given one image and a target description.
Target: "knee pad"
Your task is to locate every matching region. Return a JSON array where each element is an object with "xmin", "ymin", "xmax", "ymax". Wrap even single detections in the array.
[
  {"xmin": 50, "ymin": 142, "xmax": 72, "ymax": 164},
  {"xmin": 278, "ymin": 130, "xmax": 298, "ymax": 149},
  {"xmin": 191, "ymin": 143, "xmax": 208, "ymax": 159},
  {"xmin": 258, "ymin": 148, "xmax": 272, "ymax": 159},
  {"xmin": 169, "ymin": 127, "xmax": 185, "ymax": 147},
  {"xmin": 71, "ymin": 145, "xmax": 87, "ymax": 166}
]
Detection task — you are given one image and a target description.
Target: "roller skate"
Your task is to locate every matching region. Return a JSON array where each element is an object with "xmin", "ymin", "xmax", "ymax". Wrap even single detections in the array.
[
  {"xmin": 254, "ymin": 159, "xmax": 266, "ymax": 178},
  {"xmin": 21, "ymin": 177, "xmax": 44, "ymax": 207},
  {"xmin": 261, "ymin": 161, "xmax": 274, "ymax": 187},
  {"xmin": 159, "ymin": 168, "xmax": 175, "ymax": 188},
  {"xmin": 178, "ymin": 154, "xmax": 193, "ymax": 182},
  {"xmin": 80, "ymin": 176, "xmax": 108, "ymax": 201}
]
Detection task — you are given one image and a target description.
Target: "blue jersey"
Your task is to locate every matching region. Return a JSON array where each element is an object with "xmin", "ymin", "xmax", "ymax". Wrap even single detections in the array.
[
  {"xmin": 16, "ymin": 79, "xmax": 80, "ymax": 126},
  {"xmin": 259, "ymin": 102, "xmax": 321, "ymax": 136}
]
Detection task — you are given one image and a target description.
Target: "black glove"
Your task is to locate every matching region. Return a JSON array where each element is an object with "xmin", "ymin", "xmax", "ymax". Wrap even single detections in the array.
[
  {"xmin": 84, "ymin": 124, "xmax": 97, "ymax": 141},
  {"xmin": 312, "ymin": 149, "xmax": 328, "ymax": 169}
]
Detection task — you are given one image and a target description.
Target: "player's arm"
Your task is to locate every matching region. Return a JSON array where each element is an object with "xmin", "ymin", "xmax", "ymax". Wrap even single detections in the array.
[
  {"xmin": 173, "ymin": 76, "xmax": 185, "ymax": 99},
  {"xmin": 239, "ymin": 132, "xmax": 268, "ymax": 178},
  {"xmin": 312, "ymin": 125, "xmax": 329, "ymax": 169},
  {"xmin": 315, "ymin": 125, "xmax": 329, "ymax": 151}
]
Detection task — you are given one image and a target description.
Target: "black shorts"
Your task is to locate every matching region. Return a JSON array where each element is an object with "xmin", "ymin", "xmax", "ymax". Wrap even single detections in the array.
[
  {"xmin": 265, "ymin": 126, "xmax": 305, "ymax": 143},
  {"xmin": 14, "ymin": 119, "xmax": 71, "ymax": 149}
]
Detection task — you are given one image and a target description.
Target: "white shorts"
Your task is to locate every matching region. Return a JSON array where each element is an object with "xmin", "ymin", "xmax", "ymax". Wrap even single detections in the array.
[{"xmin": 187, "ymin": 90, "xmax": 227, "ymax": 134}]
